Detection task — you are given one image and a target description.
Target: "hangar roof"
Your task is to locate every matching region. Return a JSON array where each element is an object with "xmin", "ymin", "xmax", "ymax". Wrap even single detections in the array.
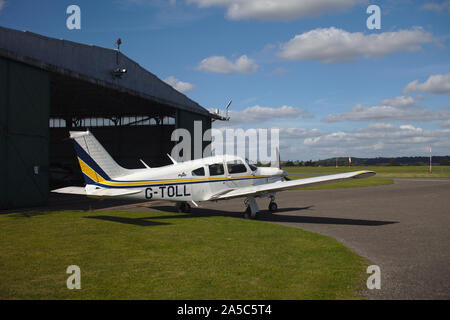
[{"xmin": 0, "ymin": 26, "xmax": 219, "ymax": 118}]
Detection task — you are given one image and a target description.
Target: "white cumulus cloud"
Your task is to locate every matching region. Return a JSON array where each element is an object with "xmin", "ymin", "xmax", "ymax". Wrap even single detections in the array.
[
  {"xmin": 379, "ymin": 96, "xmax": 417, "ymax": 108},
  {"xmin": 441, "ymin": 119, "xmax": 450, "ymax": 128},
  {"xmin": 278, "ymin": 27, "xmax": 433, "ymax": 63},
  {"xmin": 187, "ymin": 0, "xmax": 360, "ymax": 21},
  {"xmin": 294, "ymin": 123, "xmax": 450, "ymax": 159},
  {"xmin": 163, "ymin": 76, "xmax": 196, "ymax": 93},
  {"xmin": 422, "ymin": 1, "xmax": 450, "ymax": 12},
  {"xmin": 212, "ymin": 105, "xmax": 313, "ymax": 125},
  {"xmin": 323, "ymin": 96, "xmax": 450, "ymax": 122},
  {"xmin": 197, "ymin": 55, "xmax": 259, "ymax": 74},
  {"xmin": 403, "ymin": 73, "xmax": 450, "ymax": 94}
]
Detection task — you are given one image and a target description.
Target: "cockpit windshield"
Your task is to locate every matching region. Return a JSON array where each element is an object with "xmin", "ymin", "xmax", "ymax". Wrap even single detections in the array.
[{"xmin": 246, "ymin": 159, "xmax": 258, "ymax": 172}]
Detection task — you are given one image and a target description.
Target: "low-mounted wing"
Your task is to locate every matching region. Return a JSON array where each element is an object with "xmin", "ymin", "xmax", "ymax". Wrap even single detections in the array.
[{"xmin": 208, "ymin": 170, "xmax": 375, "ymax": 201}]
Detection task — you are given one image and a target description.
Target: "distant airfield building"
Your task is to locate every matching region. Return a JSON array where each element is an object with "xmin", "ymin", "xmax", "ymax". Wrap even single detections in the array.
[{"xmin": 0, "ymin": 26, "xmax": 223, "ymax": 209}]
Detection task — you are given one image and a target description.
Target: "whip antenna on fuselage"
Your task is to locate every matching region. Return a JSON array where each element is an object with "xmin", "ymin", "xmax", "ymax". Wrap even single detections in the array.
[{"xmin": 167, "ymin": 154, "xmax": 178, "ymax": 164}]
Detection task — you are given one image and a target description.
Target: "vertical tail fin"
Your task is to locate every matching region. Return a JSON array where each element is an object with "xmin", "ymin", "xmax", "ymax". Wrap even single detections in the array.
[{"xmin": 70, "ymin": 130, "xmax": 127, "ymax": 184}]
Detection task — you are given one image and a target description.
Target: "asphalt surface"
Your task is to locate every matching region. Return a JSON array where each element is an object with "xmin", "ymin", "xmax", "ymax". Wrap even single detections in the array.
[
  {"xmin": 40, "ymin": 178, "xmax": 450, "ymax": 299},
  {"xmin": 200, "ymin": 178, "xmax": 450, "ymax": 300}
]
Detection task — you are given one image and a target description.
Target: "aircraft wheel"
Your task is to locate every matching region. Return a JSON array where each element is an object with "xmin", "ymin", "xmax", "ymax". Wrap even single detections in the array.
[
  {"xmin": 177, "ymin": 202, "xmax": 191, "ymax": 213},
  {"xmin": 183, "ymin": 203, "xmax": 191, "ymax": 213},
  {"xmin": 268, "ymin": 202, "xmax": 278, "ymax": 212},
  {"xmin": 243, "ymin": 207, "xmax": 258, "ymax": 219},
  {"xmin": 243, "ymin": 206, "xmax": 251, "ymax": 219}
]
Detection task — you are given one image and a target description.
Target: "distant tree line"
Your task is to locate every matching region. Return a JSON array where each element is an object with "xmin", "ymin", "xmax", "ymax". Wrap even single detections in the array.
[{"xmin": 280, "ymin": 156, "xmax": 450, "ymax": 167}]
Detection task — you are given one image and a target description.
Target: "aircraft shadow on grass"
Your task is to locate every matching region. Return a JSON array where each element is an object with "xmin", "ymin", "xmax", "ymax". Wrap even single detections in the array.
[{"xmin": 84, "ymin": 204, "xmax": 397, "ymax": 227}]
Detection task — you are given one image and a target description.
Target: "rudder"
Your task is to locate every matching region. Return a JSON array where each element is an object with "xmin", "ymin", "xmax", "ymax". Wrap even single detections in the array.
[{"xmin": 70, "ymin": 130, "xmax": 127, "ymax": 184}]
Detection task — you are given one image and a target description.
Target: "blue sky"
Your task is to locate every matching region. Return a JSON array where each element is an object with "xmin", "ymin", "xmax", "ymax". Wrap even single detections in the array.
[{"xmin": 1, "ymin": 0, "xmax": 450, "ymax": 160}]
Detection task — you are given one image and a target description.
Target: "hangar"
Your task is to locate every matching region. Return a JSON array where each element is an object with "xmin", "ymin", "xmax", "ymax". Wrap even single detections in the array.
[{"xmin": 0, "ymin": 26, "xmax": 223, "ymax": 209}]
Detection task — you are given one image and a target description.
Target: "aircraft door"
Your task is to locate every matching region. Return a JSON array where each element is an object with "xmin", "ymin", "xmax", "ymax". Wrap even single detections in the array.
[
  {"xmin": 190, "ymin": 165, "xmax": 208, "ymax": 201},
  {"xmin": 225, "ymin": 160, "xmax": 252, "ymax": 189},
  {"xmin": 207, "ymin": 162, "xmax": 227, "ymax": 197}
]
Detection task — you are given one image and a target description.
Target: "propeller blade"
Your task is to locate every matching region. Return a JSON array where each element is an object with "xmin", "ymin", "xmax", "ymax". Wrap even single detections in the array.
[
  {"xmin": 271, "ymin": 147, "xmax": 281, "ymax": 168},
  {"xmin": 277, "ymin": 147, "xmax": 280, "ymax": 169}
]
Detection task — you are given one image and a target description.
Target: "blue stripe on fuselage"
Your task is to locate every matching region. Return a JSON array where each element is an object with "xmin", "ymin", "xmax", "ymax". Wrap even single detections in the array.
[{"xmin": 87, "ymin": 175, "xmax": 271, "ymax": 189}]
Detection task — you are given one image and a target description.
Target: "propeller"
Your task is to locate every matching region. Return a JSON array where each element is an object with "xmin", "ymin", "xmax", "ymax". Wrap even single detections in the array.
[{"xmin": 272, "ymin": 148, "xmax": 291, "ymax": 181}]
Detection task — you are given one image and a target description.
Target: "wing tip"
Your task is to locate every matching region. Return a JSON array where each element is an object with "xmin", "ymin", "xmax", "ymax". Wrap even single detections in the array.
[{"xmin": 353, "ymin": 170, "xmax": 376, "ymax": 179}]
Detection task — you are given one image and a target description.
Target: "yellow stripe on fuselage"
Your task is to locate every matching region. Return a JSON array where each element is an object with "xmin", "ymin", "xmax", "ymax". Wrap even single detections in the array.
[{"xmin": 78, "ymin": 157, "xmax": 272, "ymax": 187}]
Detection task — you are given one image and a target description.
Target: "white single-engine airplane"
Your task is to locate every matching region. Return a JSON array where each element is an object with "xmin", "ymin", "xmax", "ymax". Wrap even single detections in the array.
[{"xmin": 53, "ymin": 131, "xmax": 375, "ymax": 218}]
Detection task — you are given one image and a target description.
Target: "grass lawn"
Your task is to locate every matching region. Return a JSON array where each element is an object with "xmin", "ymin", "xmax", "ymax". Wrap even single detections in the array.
[
  {"xmin": 282, "ymin": 165, "xmax": 450, "ymax": 190},
  {"xmin": 0, "ymin": 209, "xmax": 367, "ymax": 300}
]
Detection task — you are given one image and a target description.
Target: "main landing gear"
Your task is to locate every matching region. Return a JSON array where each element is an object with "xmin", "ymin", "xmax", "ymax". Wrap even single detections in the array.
[
  {"xmin": 243, "ymin": 195, "xmax": 278, "ymax": 219},
  {"xmin": 243, "ymin": 197, "xmax": 258, "ymax": 219},
  {"xmin": 176, "ymin": 202, "xmax": 191, "ymax": 213}
]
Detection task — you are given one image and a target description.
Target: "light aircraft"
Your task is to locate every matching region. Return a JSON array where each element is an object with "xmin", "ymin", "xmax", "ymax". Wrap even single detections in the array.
[{"xmin": 53, "ymin": 131, "xmax": 376, "ymax": 219}]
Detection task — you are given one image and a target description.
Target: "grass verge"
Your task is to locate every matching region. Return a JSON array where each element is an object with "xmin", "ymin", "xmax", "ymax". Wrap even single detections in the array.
[
  {"xmin": 283, "ymin": 165, "xmax": 450, "ymax": 178},
  {"xmin": 0, "ymin": 210, "xmax": 367, "ymax": 299},
  {"xmin": 282, "ymin": 165, "xmax": 450, "ymax": 190}
]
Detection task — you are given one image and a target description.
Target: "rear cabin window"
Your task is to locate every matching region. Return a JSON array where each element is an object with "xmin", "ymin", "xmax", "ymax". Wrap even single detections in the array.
[
  {"xmin": 192, "ymin": 167, "xmax": 205, "ymax": 176},
  {"xmin": 209, "ymin": 163, "xmax": 224, "ymax": 176},
  {"xmin": 227, "ymin": 161, "xmax": 247, "ymax": 174}
]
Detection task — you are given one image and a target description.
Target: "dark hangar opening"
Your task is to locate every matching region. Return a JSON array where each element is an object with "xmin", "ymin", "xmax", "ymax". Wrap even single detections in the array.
[{"xmin": 50, "ymin": 73, "xmax": 177, "ymax": 189}]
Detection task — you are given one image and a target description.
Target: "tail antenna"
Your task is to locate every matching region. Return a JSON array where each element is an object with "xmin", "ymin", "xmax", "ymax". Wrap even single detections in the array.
[{"xmin": 225, "ymin": 100, "xmax": 232, "ymax": 120}]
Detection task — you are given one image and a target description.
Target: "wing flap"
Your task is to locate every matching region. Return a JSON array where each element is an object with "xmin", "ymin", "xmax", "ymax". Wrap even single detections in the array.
[{"xmin": 208, "ymin": 170, "xmax": 375, "ymax": 200}]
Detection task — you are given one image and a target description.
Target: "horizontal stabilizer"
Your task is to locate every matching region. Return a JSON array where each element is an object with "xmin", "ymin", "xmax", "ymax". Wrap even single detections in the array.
[
  {"xmin": 87, "ymin": 188, "xmax": 142, "ymax": 198},
  {"xmin": 52, "ymin": 186, "xmax": 86, "ymax": 195},
  {"xmin": 52, "ymin": 186, "xmax": 142, "ymax": 198}
]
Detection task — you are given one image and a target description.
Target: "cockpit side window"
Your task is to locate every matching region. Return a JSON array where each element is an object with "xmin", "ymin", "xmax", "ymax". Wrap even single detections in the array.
[
  {"xmin": 226, "ymin": 160, "xmax": 247, "ymax": 174},
  {"xmin": 209, "ymin": 163, "xmax": 224, "ymax": 176},
  {"xmin": 192, "ymin": 167, "xmax": 205, "ymax": 176}
]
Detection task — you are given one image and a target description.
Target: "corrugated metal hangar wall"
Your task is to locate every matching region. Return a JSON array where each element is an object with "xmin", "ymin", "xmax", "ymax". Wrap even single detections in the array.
[{"xmin": 0, "ymin": 57, "xmax": 50, "ymax": 209}]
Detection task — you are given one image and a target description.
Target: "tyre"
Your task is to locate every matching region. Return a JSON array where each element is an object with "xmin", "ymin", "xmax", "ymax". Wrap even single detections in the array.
[
  {"xmin": 243, "ymin": 206, "xmax": 251, "ymax": 219},
  {"xmin": 177, "ymin": 202, "xmax": 191, "ymax": 213},
  {"xmin": 268, "ymin": 202, "xmax": 278, "ymax": 212}
]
